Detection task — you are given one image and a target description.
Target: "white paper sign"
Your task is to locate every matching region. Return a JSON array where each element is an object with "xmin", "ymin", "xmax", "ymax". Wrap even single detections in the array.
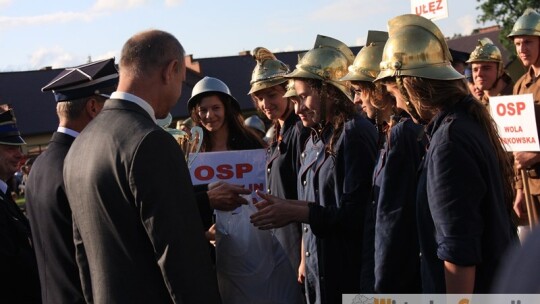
[
  {"xmin": 489, "ymin": 93, "xmax": 540, "ymax": 152},
  {"xmin": 411, "ymin": 0, "xmax": 448, "ymax": 21},
  {"xmin": 188, "ymin": 149, "xmax": 267, "ymax": 198}
]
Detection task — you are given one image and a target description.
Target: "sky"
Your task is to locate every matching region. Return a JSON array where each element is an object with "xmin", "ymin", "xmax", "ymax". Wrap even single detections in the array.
[{"xmin": 0, "ymin": 0, "xmax": 495, "ymax": 72}]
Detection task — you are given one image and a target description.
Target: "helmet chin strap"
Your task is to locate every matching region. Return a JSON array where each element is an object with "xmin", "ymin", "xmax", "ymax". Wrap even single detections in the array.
[{"xmin": 396, "ymin": 77, "xmax": 427, "ymax": 125}]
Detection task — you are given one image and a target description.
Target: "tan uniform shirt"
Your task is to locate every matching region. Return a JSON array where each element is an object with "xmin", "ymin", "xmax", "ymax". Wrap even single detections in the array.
[
  {"xmin": 481, "ymin": 74, "xmax": 515, "ymax": 106},
  {"xmin": 513, "ymin": 66, "xmax": 540, "ymax": 194}
]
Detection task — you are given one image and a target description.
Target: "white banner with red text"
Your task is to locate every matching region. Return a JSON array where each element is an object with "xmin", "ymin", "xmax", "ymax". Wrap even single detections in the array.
[
  {"xmin": 489, "ymin": 93, "xmax": 540, "ymax": 152},
  {"xmin": 188, "ymin": 149, "xmax": 267, "ymax": 201}
]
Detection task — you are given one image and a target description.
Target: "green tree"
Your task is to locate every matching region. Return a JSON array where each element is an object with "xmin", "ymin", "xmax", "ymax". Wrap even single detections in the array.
[{"xmin": 476, "ymin": 0, "xmax": 540, "ymax": 57}]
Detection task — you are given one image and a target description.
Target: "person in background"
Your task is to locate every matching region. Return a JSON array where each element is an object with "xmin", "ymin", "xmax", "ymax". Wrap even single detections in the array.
[
  {"xmin": 251, "ymin": 34, "xmax": 378, "ymax": 303},
  {"xmin": 187, "ymin": 77, "xmax": 265, "ymax": 227},
  {"xmin": 189, "ymin": 76, "xmax": 296, "ymax": 303},
  {"xmin": 176, "ymin": 117, "xmax": 193, "ymax": 135},
  {"xmin": 341, "ymin": 30, "xmax": 392, "ymax": 150},
  {"xmin": 465, "ymin": 68, "xmax": 485, "ymax": 100},
  {"xmin": 63, "ymin": 29, "xmax": 220, "ymax": 303},
  {"xmin": 244, "ymin": 114, "xmax": 267, "ymax": 142},
  {"xmin": 248, "ymin": 47, "xmax": 309, "ymax": 289},
  {"xmin": 467, "ymin": 38, "xmax": 514, "ymax": 106},
  {"xmin": 188, "ymin": 76, "xmax": 265, "ymax": 153},
  {"xmin": 342, "ymin": 30, "xmax": 424, "ymax": 293},
  {"xmin": 18, "ymin": 158, "xmax": 34, "ymax": 196},
  {"xmin": 375, "ymin": 14, "xmax": 517, "ymax": 293},
  {"xmin": 25, "ymin": 58, "xmax": 118, "ymax": 304},
  {"xmin": 449, "ymin": 48, "xmax": 470, "ymax": 75},
  {"xmin": 507, "ymin": 8, "xmax": 540, "ymax": 234},
  {"xmin": 0, "ymin": 108, "xmax": 41, "ymax": 303}
]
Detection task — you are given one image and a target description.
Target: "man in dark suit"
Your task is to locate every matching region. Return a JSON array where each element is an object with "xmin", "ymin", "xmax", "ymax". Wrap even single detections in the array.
[
  {"xmin": 63, "ymin": 30, "xmax": 221, "ymax": 303},
  {"xmin": 0, "ymin": 107, "xmax": 41, "ymax": 303},
  {"xmin": 25, "ymin": 58, "xmax": 119, "ymax": 304}
]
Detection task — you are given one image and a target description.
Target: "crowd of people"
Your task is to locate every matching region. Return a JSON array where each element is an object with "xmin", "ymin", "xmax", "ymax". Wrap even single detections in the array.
[{"xmin": 1, "ymin": 8, "xmax": 540, "ymax": 304}]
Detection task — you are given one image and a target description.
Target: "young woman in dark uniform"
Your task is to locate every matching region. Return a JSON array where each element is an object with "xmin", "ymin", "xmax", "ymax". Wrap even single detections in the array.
[
  {"xmin": 248, "ymin": 47, "xmax": 309, "ymax": 281},
  {"xmin": 341, "ymin": 30, "xmax": 425, "ymax": 293},
  {"xmin": 251, "ymin": 35, "xmax": 378, "ymax": 304},
  {"xmin": 375, "ymin": 14, "xmax": 517, "ymax": 293}
]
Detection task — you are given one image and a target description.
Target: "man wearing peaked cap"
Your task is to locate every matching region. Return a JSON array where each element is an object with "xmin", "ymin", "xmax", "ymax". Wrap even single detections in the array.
[
  {"xmin": 0, "ymin": 107, "xmax": 42, "ymax": 303},
  {"xmin": 25, "ymin": 57, "xmax": 118, "ymax": 304},
  {"xmin": 42, "ymin": 57, "xmax": 119, "ymax": 102}
]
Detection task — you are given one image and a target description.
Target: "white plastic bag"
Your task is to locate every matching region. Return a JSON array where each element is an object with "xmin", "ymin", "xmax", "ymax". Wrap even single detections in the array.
[{"xmin": 215, "ymin": 199, "xmax": 302, "ymax": 304}]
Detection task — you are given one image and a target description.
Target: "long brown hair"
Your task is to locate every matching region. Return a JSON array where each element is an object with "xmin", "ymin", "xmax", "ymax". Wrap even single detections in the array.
[
  {"xmin": 191, "ymin": 92, "xmax": 265, "ymax": 151},
  {"xmin": 404, "ymin": 77, "xmax": 515, "ymax": 213},
  {"xmin": 304, "ymin": 79, "xmax": 356, "ymax": 155}
]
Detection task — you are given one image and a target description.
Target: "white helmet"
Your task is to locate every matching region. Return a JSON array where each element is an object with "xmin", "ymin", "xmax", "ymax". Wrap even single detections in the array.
[
  {"xmin": 187, "ymin": 76, "xmax": 240, "ymax": 112},
  {"xmin": 244, "ymin": 115, "xmax": 266, "ymax": 135}
]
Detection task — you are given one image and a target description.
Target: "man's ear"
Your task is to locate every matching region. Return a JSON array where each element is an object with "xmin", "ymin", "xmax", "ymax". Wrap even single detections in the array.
[
  {"xmin": 85, "ymin": 98, "xmax": 102, "ymax": 118},
  {"xmin": 162, "ymin": 59, "xmax": 180, "ymax": 84}
]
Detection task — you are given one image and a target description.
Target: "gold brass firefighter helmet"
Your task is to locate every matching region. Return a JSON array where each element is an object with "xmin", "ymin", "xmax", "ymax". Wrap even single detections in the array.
[
  {"xmin": 375, "ymin": 14, "xmax": 464, "ymax": 82},
  {"xmin": 466, "ymin": 38, "xmax": 504, "ymax": 75},
  {"xmin": 508, "ymin": 8, "xmax": 540, "ymax": 38},
  {"xmin": 283, "ymin": 79, "xmax": 298, "ymax": 98},
  {"xmin": 286, "ymin": 34, "xmax": 355, "ymax": 100},
  {"xmin": 248, "ymin": 47, "xmax": 289, "ymax": 95},
  {"xmin": 341, "ymin": 30, "xmax": 388, "ymax": 82},
  {"xmin": 283, "ymin": 53, "xmax": 305, "ymax": 98}
]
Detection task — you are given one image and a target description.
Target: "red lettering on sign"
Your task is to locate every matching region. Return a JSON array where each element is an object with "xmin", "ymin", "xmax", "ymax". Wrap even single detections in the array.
[
  {"xmin": 429, "ymin": 1, "xmax": 435, "ymax": 13},
  {"xmin": 216, "ymin": 164, "xmax": 234, "ymax": 179},
  {"xmin": 194, "ymin": 163, "xmax": 254, "ymax": 181},
  {"xmin": 496, "ymin": 102, "xmax": 526, "ymax": 116},
  {"xmin": 415, "ymin": 1, "xmax": 444, "ymax": 15},
  {"xmin": 504, "ymin": 126, "xmax": 523, "ymax": 133},
  {"xmin": 236, "ymin": 163, "xmax": 253, "ymax": 178},
  {"xmin": 248, "ymin": 183, "xmax": 264, "ymax": 192},
  {"xmin": 194, "ymin": 165, "xmax": 213, "ymax": 181}
]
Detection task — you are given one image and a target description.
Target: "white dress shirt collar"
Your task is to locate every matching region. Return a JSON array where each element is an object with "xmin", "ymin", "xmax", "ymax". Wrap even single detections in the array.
[
  {"xmin": 57, "ymin": 127, "xmax": 79, "ymax": 138},
  {"xmin": 110, "ymin": 91, "xmax": 156, "ymax": 123}
]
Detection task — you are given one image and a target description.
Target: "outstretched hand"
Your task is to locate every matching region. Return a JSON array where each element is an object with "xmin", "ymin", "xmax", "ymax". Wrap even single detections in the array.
[
  {"xmin": 207, "ymin": 181, "xmax": 250, "ymax": 211},
  {"xmin": 250, "ymin": 190, "xmax": 308, "ymax": 230}
]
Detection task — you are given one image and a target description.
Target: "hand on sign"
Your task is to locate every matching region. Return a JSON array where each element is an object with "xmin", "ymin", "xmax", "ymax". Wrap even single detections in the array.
[
  {"xmin": 513, "ymin": 151, "xmax": 540, "ymax": 170},
  {"xmin": 250, "ymin": 190, "xmax": 310, "ymax": 230},
  {"xmin": 207, "ymin": 181, "xmax": 250, "ymax": 211}
]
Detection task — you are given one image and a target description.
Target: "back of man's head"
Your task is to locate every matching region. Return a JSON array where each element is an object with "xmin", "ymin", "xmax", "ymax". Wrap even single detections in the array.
[{"xmin": 120, "ymin": 30, "xmax": 185, "ymax": 79}]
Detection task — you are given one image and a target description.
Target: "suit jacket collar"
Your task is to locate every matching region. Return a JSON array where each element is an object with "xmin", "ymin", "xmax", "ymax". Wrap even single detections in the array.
[
  {"xmin": 110, "ymin": 92, "xmax": 156, "ymax": 123},
  {"xmin": 50, "ymin": 131, "xmax": 76, "ymax": 146},
  {"xmin": 103, "ymin": 99, "xmax": 155, "ymax": 123}
]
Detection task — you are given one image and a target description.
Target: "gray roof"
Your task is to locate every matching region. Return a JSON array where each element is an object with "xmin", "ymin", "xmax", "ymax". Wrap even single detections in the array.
[
  {"xmin": 0, "ymin": 47, "xmax": 361, "ymax": 137},
  {"xmin": 5, "ymin": 28, "xmax": 516, "ymax": 138}
]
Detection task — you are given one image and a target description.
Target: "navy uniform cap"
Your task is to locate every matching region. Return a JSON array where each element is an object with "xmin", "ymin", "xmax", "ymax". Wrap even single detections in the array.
[
  {"xmin": 449, "ymin": 48, "xmax": 471, "ymax": 64},
  {"xmin": 42, "ymin": 58, "xmax": 119, "ymax": 102},
  {"xmin": 0, "ymin": 107, "xmax": 25, "ymax": 145}
]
